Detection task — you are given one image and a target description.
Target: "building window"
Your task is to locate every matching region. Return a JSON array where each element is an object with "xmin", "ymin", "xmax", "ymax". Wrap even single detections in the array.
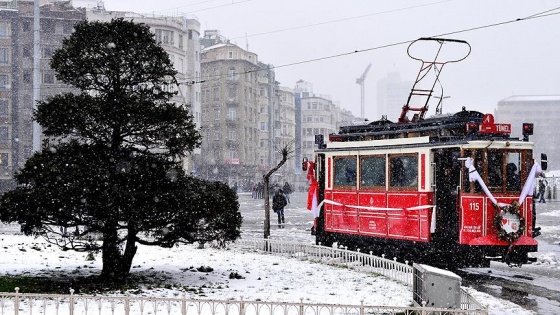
[
  {"xmin": 22, "ymin": 45, "xmax": 31, "ymax": 58},
  {"xmin": 178, "ymin": 34, "xmax": 184, "ymax": 49},
  {"xmin": 0, "ymin": 99, "xmax": 8, "ymax": 115},
  {"xmin": 42, "ymin": 71, "xmax": 55, "ymax": 84},
  {"xmin": 0, "ymin": 126, "xmax": 8, "ymax": 140},
  {"xmin": 228, "ymin": 51, "xmax": 233, "ymax": 59},
  {"xmin": 155, "ymin": 29, "xmax": 162, "ymax": 43},
  {"xmin": 259, "ymin": 122, "xmax": 266, "ymax": 131},
  {"xmin": 63, "ymin": 22, "xmax": 73, "ymax": 34},
  {"xmin": 156, "ymin": 29, "xmax": 174, "ymax": 45},
  {"xmin": 228, "ymin": 67, "xmax": 237, "ymax": 80},
  {"xmin": 0, "ymin": 48, "xmax": 8, "ymax": 64},
  {"xmin": 0, "ymin": 74, "xmax": 8, "ymax": 89},
  {"xmin": 228, "ymin": 108, "xmax": 236, "ymax": 120},
  {"xmin": 22, "ymin": 21, "xmax": 31, "ymax": 32},
  {"xmin": 0, "ymin": 152, "xmax": 8, "ymax": 167},
  {"xmin": 228, "ymin": 129, "xmax": 237, "ymax": 140},
  {"xmin": 41, "ymin": 20, "xmax": 55, "ymax": 33},
  {"xmin": 42, "ymin": 46, "xmax": 55, "ymax": 59},
  {"xmin": 23, "ymin": 70, "xmax": 31, "ymax": 84},
  {"xmin": 0, "ymin": 22, "xmax": 9, "ymax": 38}
]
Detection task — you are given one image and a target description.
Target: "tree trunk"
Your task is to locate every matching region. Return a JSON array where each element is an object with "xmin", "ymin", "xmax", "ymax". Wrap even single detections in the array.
[
  {"xmin": 263, "ymin": 176, "xmax": 270, "ymax": 239},
  {"xmin": 100, "ymin": 226, "xmax": 137, "ymax": 281}
]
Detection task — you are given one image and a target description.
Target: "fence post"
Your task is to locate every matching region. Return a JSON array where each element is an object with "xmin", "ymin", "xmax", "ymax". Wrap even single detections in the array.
[
  {"xmin": 240, "ymin": 296, "xmax": 245, "ymax": 315},
  {"xmin": 359, "ymin": 300, "xmax": 364, "ymax": 315},
  {"xmin": 299, "ymin": 298, "xmax": 304, "ymax": 315},
  {"xmin": 14, "ymin": 287, "xmax": 19, "ymax": 315},
  {"xmin": 69, "ymin": 288, "xmax": 75, "ymax": 315},
  {"xmin": 124, "ymin": 295, "xmax": 130, "ymax": 315}
]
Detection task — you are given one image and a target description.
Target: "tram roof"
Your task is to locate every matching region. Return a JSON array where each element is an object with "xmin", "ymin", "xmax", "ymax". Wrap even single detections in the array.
[{"xmin": 324, "ymin": 109, "xmax": 524, "ymax": 146}]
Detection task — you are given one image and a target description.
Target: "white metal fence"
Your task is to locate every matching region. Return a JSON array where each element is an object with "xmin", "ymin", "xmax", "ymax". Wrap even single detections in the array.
[{"xmin": 0, "ymin": 238, "xmax": 488, "ymax": 315}]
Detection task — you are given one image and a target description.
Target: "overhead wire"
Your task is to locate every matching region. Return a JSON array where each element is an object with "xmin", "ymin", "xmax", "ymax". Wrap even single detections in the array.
[
  {"xmin": 228, "ymin": 0, "xmax": 457, "ymax": 40},
  {"xmin": 146, "ymin": 0, "xmax": 253, "ymax": 15},
  {"xmin": 180, "ymin": 6, "xmax": 560, "ymax": 86}
]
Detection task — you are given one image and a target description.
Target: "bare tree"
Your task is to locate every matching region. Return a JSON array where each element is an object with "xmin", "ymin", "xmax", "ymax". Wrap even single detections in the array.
[{"xmin": 263, "ymin": 140, "xmax": 295, "ymax": 239}]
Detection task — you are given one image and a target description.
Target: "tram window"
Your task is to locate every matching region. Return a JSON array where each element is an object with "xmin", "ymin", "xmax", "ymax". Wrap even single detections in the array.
[
  {"xmin": 389, "ymin": 155, "xmax": 418, "ymax": 188},
  {"xmin": 333, "ymin": 156, "xmax": 357, "ymax": 188},
  {"xmin": 506, "ymin": 152, "xmax": 521, "ymax": 191},
  {"xmin": 462, "ymin": 150, "xmax": 484, "ymax": 193},
  {"xmin": 488, "ymin": 151, "xmax": 503, "ymax": 187},
  {"xmin": 360, "ymin": 156, "xmax": 385, "ymax": 188}
]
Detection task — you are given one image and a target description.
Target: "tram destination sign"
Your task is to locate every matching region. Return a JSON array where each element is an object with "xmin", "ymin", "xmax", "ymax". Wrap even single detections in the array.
[{"xmin": 479, "ymin": 114, "xmax": 511, "ymax": 135}]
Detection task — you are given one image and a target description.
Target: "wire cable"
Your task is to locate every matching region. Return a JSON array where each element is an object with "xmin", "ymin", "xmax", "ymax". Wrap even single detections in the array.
[{"xmin": 182, "ymin": 7, "xmax": 560, "ymax": 85}]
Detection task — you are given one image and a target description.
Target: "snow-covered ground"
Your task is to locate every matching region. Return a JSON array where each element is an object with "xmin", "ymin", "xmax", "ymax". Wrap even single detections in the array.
[
  {"xmin": 1, "ymin": 190, "xmax": 560, "ymax": 315},
  {"xmin": 0, "ymin": 229, "xmax": 533, "ymax": 315}
]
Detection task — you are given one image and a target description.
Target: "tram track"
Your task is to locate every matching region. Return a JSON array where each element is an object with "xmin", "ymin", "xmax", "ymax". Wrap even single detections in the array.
[{"xmin": 457, "ymin": 267, "xmax": 560, "ymax": 313}]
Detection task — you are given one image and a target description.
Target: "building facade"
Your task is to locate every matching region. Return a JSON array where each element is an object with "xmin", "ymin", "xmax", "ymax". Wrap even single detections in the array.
[
  {"xmin": 199, "ymin": 41, "xmax": 260, "ymax": 186},
  {"xmin": 495, "ymin": 95, "xmax": 560, "ymax": 171},
  {"xmin": 0, "ymin": 0, "xmax": 85, "ymax": 192},
  {"xmin": 376, "ymin": 71, "xmax": 412, "ymax": 122}
]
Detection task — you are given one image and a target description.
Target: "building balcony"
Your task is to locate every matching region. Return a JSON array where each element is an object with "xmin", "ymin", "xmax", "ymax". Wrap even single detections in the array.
[
  {"xmin": 226, "ymin": 118, "xmax": 239, "ymax": 126},
  {"xmin": 226, "ymin": 98, "xmax": 239, "ymax": 106}
]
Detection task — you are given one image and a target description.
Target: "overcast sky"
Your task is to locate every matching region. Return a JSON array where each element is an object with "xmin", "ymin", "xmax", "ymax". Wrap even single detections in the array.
[{"xmin": 93, "ymin": 0, "xmax": 559, "ymax": 121}]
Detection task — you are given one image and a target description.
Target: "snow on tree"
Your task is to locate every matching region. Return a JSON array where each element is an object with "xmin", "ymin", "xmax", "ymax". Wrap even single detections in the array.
[{"xmin": 0, "ymin": 18, "xmax": 242, "ymax": 281}]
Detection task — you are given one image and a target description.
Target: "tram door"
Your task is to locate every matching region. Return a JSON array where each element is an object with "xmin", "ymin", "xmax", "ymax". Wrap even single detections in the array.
[{"xmin": 433, "ymin": 148, "xmax": 461, "ymax": 248}]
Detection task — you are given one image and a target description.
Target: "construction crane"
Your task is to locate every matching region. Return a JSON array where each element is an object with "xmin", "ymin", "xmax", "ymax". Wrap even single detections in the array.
[{"xmin": 356, "ymin": 64, "xmax": 372, "ymax": 120}]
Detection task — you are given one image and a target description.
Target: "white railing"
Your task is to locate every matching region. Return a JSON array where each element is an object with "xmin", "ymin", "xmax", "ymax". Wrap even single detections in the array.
[
  {"xmin": 0, "ymin": 288, "xmax": 487, "ymax": 315},
  {"xmin": 233, "ymin": 238, "xmax": 413, "ymax": 285},
  {"xmin": 232, "ymin": 238, "xmax": 487, "ymax": 313},
  {"xmin": 0, "ymin": 238, "xmax": 488, "ymax": 315}
]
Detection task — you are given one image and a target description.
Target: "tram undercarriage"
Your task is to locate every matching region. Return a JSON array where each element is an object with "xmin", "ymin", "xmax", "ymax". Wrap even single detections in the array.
[{"xmin": 315, "ymin": 227, "xmax": 537, "ymax": 269}]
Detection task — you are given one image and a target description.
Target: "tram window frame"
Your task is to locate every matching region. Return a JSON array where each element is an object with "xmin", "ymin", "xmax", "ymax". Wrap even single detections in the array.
[
  {"xmin": 333, "ymin": 156, "xmax": 357, "ymax": 189},
  {"xmin": 360, "ymin": 155, "xmax": 386, "ymax": 190},
  {"xmin": 504, "ymin": 151, "xmax": 527, "ymax": 192},
  {"xmin": 389, "ymin": 154, "xmax": 418, "ymax": 190},
  {"xmin": 487, "ymin": 150, "xmax": 504, "ymax": 191},
  {"xmin": 462, "ymin": 149, "xmax": 528, "ymax": 194}
]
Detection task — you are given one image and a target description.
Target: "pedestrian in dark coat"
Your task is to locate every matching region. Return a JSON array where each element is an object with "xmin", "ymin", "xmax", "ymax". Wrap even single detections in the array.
[
  {"xmin": 283, "ymin": 182, "xmax": 292, "ymax": 204},
  {"xmin": 272, "ymin": 189, "xmax": 287, "ymax": 228},
  {"xmin": 538, "ymin": 180, "xmax": 547, "ymax": 203}
]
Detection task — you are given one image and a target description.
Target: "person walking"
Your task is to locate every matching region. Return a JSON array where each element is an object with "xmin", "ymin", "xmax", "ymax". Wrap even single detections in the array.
[
  {"xmin": 538, "ymin": 180, "xmax": 547, "ymax": 203},
  {"xmin": 283, "ymin": 182, "xmax": 292, "ymax": 204},
  {"xmin": 272, "ymin": 189, "xmax": 287, "ymax": 228}
]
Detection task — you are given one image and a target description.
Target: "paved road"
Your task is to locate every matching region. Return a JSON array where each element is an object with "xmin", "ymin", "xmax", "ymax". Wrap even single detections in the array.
[{"xmin": 238, "ymin": 192, "xmax": 315, "ymax": 243}]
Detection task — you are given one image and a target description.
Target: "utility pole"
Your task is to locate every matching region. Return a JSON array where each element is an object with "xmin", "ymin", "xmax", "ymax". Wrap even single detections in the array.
[
  {"xmin": 32, "ymin": 0, "xmax": 41, "ymax": 152},
  {"xmin": 356, "ymin": 64, "xmax": 371, "ymax": 120}
]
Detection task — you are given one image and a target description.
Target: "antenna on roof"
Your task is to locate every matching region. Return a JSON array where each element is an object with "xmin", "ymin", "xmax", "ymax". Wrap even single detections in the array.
[{"xmin": 245, "ymin": 33, "xmax": 249, "ymax": 51}]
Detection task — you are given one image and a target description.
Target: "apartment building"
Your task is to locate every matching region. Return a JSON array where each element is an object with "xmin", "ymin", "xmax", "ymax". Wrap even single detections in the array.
[
  {"xmin": 199, "ymin": 41, "xmax": 260, "ymax": 186},
  {"xmin": 0, "ymin": 0, "xmax": 85, "ymax": 192},
  {"xmin": 377, "ymin": 71, "xmax": 412, "ymax": 122},
  {"xmin": 495, "ymin": 95, "xmax": 560, "ymax": 171}
]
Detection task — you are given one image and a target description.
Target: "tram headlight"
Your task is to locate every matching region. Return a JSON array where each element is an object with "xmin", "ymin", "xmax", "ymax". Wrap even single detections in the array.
[{"xmin": 466, "ymin": 121, "xmax": 478, "ymax": 134}]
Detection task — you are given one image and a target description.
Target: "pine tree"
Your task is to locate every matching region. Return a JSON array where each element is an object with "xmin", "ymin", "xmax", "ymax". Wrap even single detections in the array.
[{"xmin": 0, "ymin": 18, "xmax": 242, "ymax": 281}]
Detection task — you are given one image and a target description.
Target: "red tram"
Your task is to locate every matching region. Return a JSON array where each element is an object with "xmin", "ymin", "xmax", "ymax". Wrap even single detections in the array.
[{"xmin": 303, "ymin": 38, "xmax": 546, "ymax": 268}]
